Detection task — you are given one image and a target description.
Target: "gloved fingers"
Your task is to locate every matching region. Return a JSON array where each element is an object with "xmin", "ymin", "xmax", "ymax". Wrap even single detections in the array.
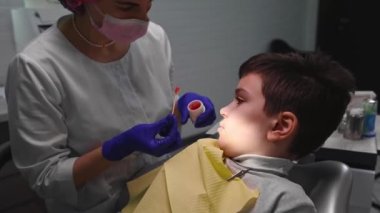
[
  {"xmin": 101, "ymin": 126, "xmax": 139, "ymax": 161},
  {"xmin": 194, "ymin": 109, "xmax": 216, "ymax": 128},
  {"xmin": 102, "ymin": 115, "xmax": 180, "ymax": 160},
  {"xmin": 159, "ymin": 114, "xmax": 179, "ymax": 137},
  {"xmin": 149, "ymin": 114, "xmax": 176, "ymax": 135},
  {"xmin": 178, "ymin": 92, "xmax": 195, "ymax": 124},
  {"xmin": 154, "ymin": 116, "xmax": 182, "ymax": 154},
  {"xmin": 194, "ymin": 95, "xmax": 216, "ymax": 128},
  {"xmin": 152, "ymin": 123, "xmax": 182, "ymax": 156},
  {"xmin": 178, "ymin": 92, "xmax": 216, "ymax": 126},
  {"xmin": 178, "ymin": 101, "xmax": 190, "ymax": 124},
  {"xmin": 163, "ymin": 129, "xmax": 183, "ymax": 153},
  {"xmin": 159, "ymin": 127, "xmax": 169, "ymax": 137},
  {"xmin": 165, "ymin": 116, "xmax": 180, "ymax": 140},
  {"xmin": 180, "ymin": 110, "xmax": 190, "ymax": 124},
  {"xmin": 201, "ymin": 95, "xmax": 214, "ymax": 110},
  {"xmin": 150, "ymin": 139, "xmax": 173, "ymax": 156}
]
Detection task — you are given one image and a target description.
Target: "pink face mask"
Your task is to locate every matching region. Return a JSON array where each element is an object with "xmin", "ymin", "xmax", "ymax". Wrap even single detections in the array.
[{"xmin": 89, "ymin": 6, "xmax": 149, "ymax": 44}]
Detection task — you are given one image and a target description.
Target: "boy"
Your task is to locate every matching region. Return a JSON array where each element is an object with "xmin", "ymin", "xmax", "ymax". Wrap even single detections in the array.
[{"xmin": 123, "ymin": 52, "xmax": 355, "ymax": 212}]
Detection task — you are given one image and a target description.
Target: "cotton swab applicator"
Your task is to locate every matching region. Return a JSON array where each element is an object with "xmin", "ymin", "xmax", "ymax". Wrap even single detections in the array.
[{"xmin": 172, "ymin": 86, "xmax": 181, "ymax": 114}]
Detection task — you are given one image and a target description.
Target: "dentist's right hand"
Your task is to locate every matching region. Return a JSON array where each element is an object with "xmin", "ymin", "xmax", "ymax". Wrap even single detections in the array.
[{"xmin": 101, "ymin": 114, "xmax": 182, "ymax": 161}]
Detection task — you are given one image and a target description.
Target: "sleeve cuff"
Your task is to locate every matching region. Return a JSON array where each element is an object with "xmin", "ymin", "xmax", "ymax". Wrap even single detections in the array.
[{"xmin": 54, "ymin": 157, "xmax": 78, "ymax": 206}]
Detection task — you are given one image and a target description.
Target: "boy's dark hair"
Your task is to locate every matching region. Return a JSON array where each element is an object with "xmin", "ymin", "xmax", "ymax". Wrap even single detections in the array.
[
  {"xmin": 239, "ymin": 52, "xmax": 355, "ymax": 158},
  {"xmin": 59, "ymin": 0, "xmax": 84, "ymax": 14}
]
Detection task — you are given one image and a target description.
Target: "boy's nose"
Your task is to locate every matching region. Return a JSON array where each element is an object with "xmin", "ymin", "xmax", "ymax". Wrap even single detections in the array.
[
  {"xmin": 220, "ymin": 106, "xmax": 227, "ymax": 118},
  {"xmin": 220, "ymin": 100, "xmax": 236, "ymax": 118}
]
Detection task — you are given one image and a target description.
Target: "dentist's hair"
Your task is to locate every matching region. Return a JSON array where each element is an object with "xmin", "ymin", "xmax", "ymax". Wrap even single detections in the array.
[
  {"xmin": 59, "ymin": 0, "xmax": 96, "ymax": 13},
  {"xmin": 239, "ymin": 52, "xmax": 355, "ymax": 158},
  {"xmin": 59, "ymin": 0, "xmax": 153, "ymax": 14}
]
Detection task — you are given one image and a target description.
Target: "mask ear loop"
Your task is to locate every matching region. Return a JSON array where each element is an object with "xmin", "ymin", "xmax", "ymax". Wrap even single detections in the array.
[
  {"xmin": 78, "ymin": 4, "xmax": 115, "ymax": 47},
  {"xmin": 86, "ymin": 4, "xmax": 105, "ymax": 29},
  {"xmin": 92, "ymin": 4, "xmax": 106, "ymax": 16}
]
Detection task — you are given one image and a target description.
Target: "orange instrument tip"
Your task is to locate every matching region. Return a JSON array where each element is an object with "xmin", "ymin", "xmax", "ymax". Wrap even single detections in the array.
[{"xmin": 174, "ymin": 86, "xmax": 181, "ymax": 95}]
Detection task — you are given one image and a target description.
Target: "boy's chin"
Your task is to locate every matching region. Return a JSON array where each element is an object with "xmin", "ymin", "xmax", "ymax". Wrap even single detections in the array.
[
  {"xmin": 216, "ymin": 139, "xmax": 234, "ymax": 158},
  {"xmin": 216, "ymin": 138, "xmax": 226, "ymax": 149},
  {"xmin": 221, "ymin": 150, "xmax": 238, "ymax": 158}
]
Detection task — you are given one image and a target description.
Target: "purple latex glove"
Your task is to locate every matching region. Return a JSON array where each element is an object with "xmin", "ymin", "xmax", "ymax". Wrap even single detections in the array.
[
  {"xmin": 177, "ymin": 92, "xmax": 216, "ymax": 128},
  {"xmin": 102, "ymin": 114, "xmax": 182, "ymax": 161}
]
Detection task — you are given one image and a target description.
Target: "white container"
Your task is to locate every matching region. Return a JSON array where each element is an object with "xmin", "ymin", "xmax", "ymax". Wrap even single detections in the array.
[
  {"xmin": 343, "ymin": 107, "xmax": 364, "ymax": 140},
  {"xmin": 187, "ymin": 100, "xmax": 205, "ymax": 123}
]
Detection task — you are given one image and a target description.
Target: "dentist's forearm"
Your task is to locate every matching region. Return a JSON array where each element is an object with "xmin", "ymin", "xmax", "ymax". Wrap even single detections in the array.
[{"xmin": 73, "ymin": 146, "xmax": 112, "ymax": 189}]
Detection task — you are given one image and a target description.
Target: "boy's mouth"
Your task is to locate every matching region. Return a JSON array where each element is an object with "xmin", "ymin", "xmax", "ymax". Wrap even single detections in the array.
[{"xmin": 217, "ymin": 123, "xmax": 225, "ymax": 131}]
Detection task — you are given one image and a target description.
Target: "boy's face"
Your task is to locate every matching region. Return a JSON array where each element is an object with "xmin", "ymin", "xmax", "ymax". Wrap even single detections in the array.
[{"xmin": 218, "ymin": 73, "xmax": 275, "ymax": 158}]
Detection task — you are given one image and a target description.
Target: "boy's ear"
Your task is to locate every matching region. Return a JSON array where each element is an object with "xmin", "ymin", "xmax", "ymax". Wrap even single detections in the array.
[{"xmin": 267, "ymin": 112, "xmax": 298, "ymax": 142}]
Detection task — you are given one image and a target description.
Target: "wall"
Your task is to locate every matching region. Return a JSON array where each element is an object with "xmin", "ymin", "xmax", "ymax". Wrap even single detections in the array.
[
  {"xmin": 317, "ymin": 0, "xmax": 379, "ymax": 113},
  {"xmin": 149, "ymin": 0, "xmax": 319, "ymax": 138}
]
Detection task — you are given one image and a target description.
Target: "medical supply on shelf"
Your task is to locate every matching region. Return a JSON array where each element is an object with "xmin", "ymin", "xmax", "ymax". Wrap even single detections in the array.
[
  {"xmin": 362, "ymin": 98, "xmax": 377, "ymax": 137},
  {"xmin": 343, "ymin": 107, "xmax": 364, "ymax": 140}
]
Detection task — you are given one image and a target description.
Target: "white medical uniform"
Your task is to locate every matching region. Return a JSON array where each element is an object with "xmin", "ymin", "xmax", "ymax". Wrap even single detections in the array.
[{"xmin": 6, "ymin": 16, "xmax": 174, "ymax": 213}]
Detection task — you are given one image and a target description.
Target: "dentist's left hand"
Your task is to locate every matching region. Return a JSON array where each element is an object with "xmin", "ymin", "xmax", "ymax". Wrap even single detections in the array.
[
  {"xmin": 177, "ymin": 92, "xmax": 216, "ymax": 128},
  {"xmin": 102, "ymin": 114, "xmax": 182, "ymax": 161}
]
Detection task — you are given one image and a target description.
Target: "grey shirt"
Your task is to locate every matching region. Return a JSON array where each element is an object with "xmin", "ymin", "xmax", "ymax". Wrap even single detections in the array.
[{"xmin": 226, "ymin": 155, "xmax": 317, "ymax": 213}]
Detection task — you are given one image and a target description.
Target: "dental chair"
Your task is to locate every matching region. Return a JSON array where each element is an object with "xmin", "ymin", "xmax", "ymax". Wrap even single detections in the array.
[
  {"xmin": 0, "ymin": 141, "xmax": 47, "ymax": 213},
  {"xmin": 0, "ymin": 141, "xmax": 11, "ymax": 169},
  {"xmin": 288, "ymin": 159, "xmax": 353, "ymax": 213}
]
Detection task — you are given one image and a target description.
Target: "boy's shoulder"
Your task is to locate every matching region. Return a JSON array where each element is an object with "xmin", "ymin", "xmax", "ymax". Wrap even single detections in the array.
[
  {"xmin": 226, "ymin": 157, "xmax": 316, "ymax": 212},
  {"xmin": 247, "ymin": 173, "xmax": 316, "ymax": 212}
]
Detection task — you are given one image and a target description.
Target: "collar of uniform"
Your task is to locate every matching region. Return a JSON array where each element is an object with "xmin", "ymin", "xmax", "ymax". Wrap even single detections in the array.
[{"xmin": 228, "ymin": 154, "xmax": 294, "ymax": 177}]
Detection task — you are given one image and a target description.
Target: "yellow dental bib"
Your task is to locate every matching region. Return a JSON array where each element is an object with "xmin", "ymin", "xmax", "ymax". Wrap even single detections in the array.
[{"xmin": 122, "ymin": 138, "xmax": 259, "ymax": 213}]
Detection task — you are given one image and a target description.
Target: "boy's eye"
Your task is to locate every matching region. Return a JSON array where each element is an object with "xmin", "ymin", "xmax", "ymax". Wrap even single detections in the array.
[{"xmin": 235, "ymin": 97, "xmax": 244, "ymax": 105}]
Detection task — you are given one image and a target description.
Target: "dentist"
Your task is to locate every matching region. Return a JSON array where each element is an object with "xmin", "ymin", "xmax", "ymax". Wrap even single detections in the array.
[{"xmin": 5, "ymin": 0, "xmax": 216, "ymax": 212}]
